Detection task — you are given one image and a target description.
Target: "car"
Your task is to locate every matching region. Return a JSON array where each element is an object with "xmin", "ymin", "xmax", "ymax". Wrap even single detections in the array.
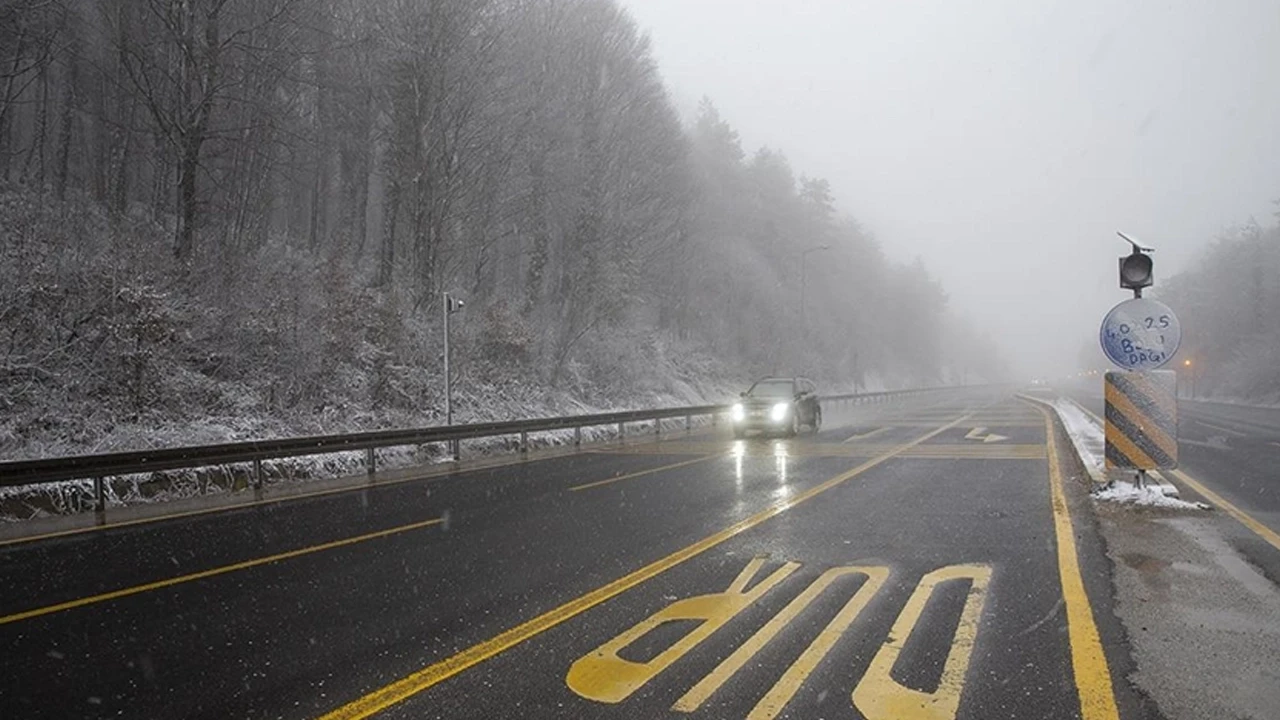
[{"xmin": 730, "ymin": 377, "xmax": 822, "ymax": 438}]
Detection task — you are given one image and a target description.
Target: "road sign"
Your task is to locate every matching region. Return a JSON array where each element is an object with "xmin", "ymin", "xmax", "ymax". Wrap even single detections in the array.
[
  {"xmin": 1099, "ymin": 298, "xmax": 1181, "ymax": 370},
  {"xmin": 1104, "ymin": 370, "xmax": 1177, "ymax": 470}
]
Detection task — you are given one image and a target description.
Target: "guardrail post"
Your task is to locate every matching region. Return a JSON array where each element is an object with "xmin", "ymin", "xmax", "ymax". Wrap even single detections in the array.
[
  {"xmin": 520, "ymin": 431, "xmax": 529, "ymax": 453},
  {"xmin": 450, "ymin": 439, "xmax": 460, "ymax": 462},
  {"xmin": 94, "ymin": 476, "xmax": 105, "ymax": 513},
  {"xmin": 574, "ymin": 426, "xmax": 582, "ymax": 447},
  {"xmin": 654, "ymin": 418, "xmax": 661, "ymax": 436},
  {"xmin": 254, "ymin": 459, "xmax": 264, "ymax": 491},
  {"xmin": 365, "ymin": 449, "xmax": 375, "ymax": 478},
  {"xmin": 617, "ymin": 421, "xmax": 624, "ymax": 441},
  {"xmin": 685, "ymin": 415, "xmax": 692, "ymax": 432}
]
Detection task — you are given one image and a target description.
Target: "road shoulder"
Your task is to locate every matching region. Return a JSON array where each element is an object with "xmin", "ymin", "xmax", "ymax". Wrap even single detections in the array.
[{"xmin": 1043, "ymin": 391, "xmax": 1280, "ymax": 720}]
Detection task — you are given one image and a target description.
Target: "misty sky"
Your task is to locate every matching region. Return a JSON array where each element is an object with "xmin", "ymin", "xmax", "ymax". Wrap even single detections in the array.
[{"xmin": 625, "ymin": 0, "xmax": 1280, "ymax": 378}]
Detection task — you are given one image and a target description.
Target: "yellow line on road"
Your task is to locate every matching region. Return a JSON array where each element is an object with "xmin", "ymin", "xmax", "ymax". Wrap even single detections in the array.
[
  {"xmin": 1032, "ymin": 402, "xmax": 1120, "ymax": 720},
  {"xmin": 852, "ymin": 564, "xmax": 992, "ymax": 720},
  {"xmin": 1169, "ymin": 469, "xmax": 1280, "ymax": 552},
  {"xmin": 569, "ymin": 455, "xmax": 721, "ymax": 491},
  {"xmin": 0, "ymin": 517, "xmax": 443, "ymax": 626},
  {"xmin": 315, "ymin": 415, "xmax": 970, "ymax": 720},
  {"xmin": 672, "ymin": 565, "xmax": 887, "ymax": 714},
  {"xmin": 746, "ymin": 567, "xmax": 889, "ymax": 720}
]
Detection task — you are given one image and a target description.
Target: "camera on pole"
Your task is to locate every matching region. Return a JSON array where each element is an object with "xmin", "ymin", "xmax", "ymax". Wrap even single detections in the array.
[{"xmin": 1117, "ymin": 231, "xmax": 1154, "ymax": 296}]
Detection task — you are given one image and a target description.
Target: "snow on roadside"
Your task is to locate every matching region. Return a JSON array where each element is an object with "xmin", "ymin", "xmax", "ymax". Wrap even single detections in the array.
[
  {"xmin": 1053, "ymin": 398, "xmax": 1106, "ymax": 478},
  {"xmin": 1050, "ymin": 397, "xmax": 1207, "ymax": 510},
  {"xmin": 1093, "ymin": 481, "xmax": 1209, "ymax": 510}
]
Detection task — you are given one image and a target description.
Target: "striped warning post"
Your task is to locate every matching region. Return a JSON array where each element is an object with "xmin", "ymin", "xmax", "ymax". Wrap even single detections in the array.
[{"xmin": 1104, "ymin": 370, "xmax": 1178, "ymax": 470}]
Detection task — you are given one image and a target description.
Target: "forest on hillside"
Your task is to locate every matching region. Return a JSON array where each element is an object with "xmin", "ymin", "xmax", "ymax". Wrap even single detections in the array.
[
  {"xmin": 1159, "ymin": 212, "xmax": 1280, "ymax": 401},
  {"xmin": 0, "ymin": 0, "xmax": 1006, "ymax": 458}
]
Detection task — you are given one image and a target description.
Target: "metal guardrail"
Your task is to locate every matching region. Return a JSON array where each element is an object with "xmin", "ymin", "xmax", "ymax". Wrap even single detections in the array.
[{"xmin": 0, "ymin": 387, "xmax": 957, "ymax": 510}]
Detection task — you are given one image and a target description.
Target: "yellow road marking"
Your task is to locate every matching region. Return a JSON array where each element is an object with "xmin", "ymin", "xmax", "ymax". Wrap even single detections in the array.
[
  {"xmin": 0, "ymin": 517, "xmax": 443, "ymax": 626},
  {"xmin": 569, "ymin": 455, "xmax": 721, "ymax": 491},
  {"xmin": 843, "ymin": 426, "xmax": 891, "ymax": 443},
  {"xmin": 672, "ymin": 565, "xmax": 887, "ymax": 714},
  {"xmin": 1169, "ymin": 469, "xmax": 1280, "ymax": 553},
  {"xmin": 852, "ymin": 564, "xmax": 992, "ymax": 720},
  {"xmin": 1030, "ymin": 402, "xmax": 1120, "ymax": 720},
  {"xmin": 316, "ymin": 415, "xmax": 969, "ymax": 720},
  {"xmin": 744, "ymin": 567, "xmax": 889, "ymax": 720},
  {"xmin": 568, "ymin": 557, "xmax": 800, "ymax": 703}
]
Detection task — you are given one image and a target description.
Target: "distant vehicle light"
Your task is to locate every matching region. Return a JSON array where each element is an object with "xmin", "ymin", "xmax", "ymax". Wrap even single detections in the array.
[
  {"xmin": 731, "ymin": 403, "xmax": 745, "ymax": 422},
  {"xmin": 771, "ymin": 403, "xmax": 789, "ymax": 422}
]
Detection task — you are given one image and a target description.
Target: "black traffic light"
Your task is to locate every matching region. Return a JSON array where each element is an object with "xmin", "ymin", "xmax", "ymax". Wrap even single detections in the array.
[
  {"xmin": 1117, "ymin": 232, "xmax": 1154, "ymax": 295},
  {"xmin": 1119, "ymin": 251, "xmax": 1152, "ymax": 290}
]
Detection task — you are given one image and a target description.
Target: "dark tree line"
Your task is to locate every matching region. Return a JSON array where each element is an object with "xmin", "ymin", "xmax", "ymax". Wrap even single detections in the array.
[{"xmin": 0, "ymin": 0, "xmax": 1003, "ymax": 455}]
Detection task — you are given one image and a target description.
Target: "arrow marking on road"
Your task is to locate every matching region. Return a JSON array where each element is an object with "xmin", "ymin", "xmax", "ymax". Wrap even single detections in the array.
[{"xmin": 964, "ymin": 427, "xmax": 1008, "ymax": 443}]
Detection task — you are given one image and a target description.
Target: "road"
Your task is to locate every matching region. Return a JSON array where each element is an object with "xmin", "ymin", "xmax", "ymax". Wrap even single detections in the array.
[{"xmin": 1, "ymin": 388, "xmax": 1152, "ymax": 719}]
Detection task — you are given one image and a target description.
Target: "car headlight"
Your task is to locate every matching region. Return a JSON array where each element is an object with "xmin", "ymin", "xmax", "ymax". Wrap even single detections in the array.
[
  {"xmin": 731, "ymin": 403, "xmax": 745, "ymax": 422},
  {"xmin": 770, "ymin": 402, "xmax": 789, "ymax": 422}
]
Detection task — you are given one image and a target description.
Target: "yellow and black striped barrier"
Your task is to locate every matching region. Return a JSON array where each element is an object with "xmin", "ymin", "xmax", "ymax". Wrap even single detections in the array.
[{"xmin": 1104, "ymin": 370, "xmax": 1177, "ymax": 470}]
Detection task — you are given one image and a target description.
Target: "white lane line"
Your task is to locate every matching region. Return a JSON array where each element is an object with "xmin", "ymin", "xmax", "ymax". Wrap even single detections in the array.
[
  {"xmin": 1193, "ymin": 419, "xmax": 1249, "ymax": 437},
  {"xmin": 842, "ymin": 427, "xmax": 891, "ymax": 443}
]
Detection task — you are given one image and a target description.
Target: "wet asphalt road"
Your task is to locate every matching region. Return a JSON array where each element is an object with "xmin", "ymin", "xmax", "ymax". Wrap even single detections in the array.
[{"xmin": 0, "ymin": 389, "xmax": 1148, "ymax": 719}]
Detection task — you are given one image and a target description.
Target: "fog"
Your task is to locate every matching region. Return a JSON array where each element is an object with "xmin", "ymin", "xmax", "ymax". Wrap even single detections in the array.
[{"xmin": 626, "ymin": 0, "xmax": 1280, "ymax": 378}]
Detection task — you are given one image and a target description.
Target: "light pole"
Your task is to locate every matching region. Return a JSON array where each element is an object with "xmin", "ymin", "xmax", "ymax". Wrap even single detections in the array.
[
  {"xmin": 1183, "ymin": 358, "xmax": 1194, "ymax": 399},
  {"xmin": 799, "ymin": 244, "xmax": 830, "ymax": 328},
  {"xmin": 443, "ymin": 291, "xmax": 464, "ymax": 458}
]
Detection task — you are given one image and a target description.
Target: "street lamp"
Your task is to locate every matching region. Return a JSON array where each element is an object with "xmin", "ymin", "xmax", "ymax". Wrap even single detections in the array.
[
  {"xmin": 1183, "ymin": 358, "xmax": 1194, "ymax": 399},
  {"xmin": 799, "ymin": 244, "xmax": 830, "ymax": 328},
  {"xmin": 443, "ymin": 291, "xmax": 465, "ymax": 458}
]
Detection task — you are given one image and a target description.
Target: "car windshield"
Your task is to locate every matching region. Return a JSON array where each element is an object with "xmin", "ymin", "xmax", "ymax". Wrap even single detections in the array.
[{"xmin": 747, "ymin": 380, "xmax": 795, "ymax": 398}]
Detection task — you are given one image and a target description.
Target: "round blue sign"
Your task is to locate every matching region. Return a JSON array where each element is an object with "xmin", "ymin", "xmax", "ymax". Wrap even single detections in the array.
[{"xmin": 1100, "ymin": 298, "xmax": 1181, "ymax": 370}]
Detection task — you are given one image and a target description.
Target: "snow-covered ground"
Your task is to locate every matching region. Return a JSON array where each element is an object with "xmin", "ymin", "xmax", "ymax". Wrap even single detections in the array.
[
  {"xmin": 1053, "ymin": 398, "xmax": 1106, "ymax": 476},
  {"xmin": 1092, "ymin": 479, "xmax": 1209, "ymax": 510},
  {"xmin": 1050, "ymin": 398, "xmax": 1208, "ymax": 511}
]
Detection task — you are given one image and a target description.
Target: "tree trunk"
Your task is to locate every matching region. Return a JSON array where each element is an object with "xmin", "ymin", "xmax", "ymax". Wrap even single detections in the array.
[
  {"xmin": 151, "ymin": 129, "xmax": 168, "ymax": 221},
  {"xmin": 175, "ymin": 136, "xmax": 199, "ymax": 260},
  {"xmin": 54, "ymin": 49, "xmax": 78, "ymax": 201},
  {"xmin": 378, "ymin": 180, "xmax": 400, "ymax": 287},
  {"xmin": 0, "ymin": 31, "xmax": 28, "ymax": 183},
  {"xmin": 21, "ymin": 62, "xmax": 49, "ymax": 191}
]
